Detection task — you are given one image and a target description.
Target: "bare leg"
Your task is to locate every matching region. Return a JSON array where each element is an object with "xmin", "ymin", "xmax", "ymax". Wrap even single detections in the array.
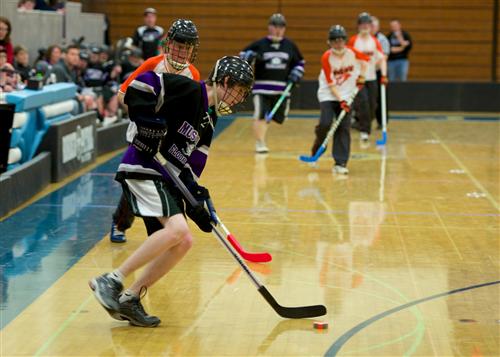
[
  {"xmin": 127, "ymin": 231, "xmax": 193, "ymax": 294},
  {"xmin": 253, "ymin": 119, "xmax": 268, "ymax": 142},
  {"xmin": 118, "ymin": 214, "xmax": 189, "ymax": 277}
]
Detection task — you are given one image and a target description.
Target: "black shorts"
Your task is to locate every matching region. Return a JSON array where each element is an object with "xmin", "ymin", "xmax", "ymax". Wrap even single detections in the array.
[{"xmin": 253, "ymin": 94, "xmax": 290, "ymax": 124}]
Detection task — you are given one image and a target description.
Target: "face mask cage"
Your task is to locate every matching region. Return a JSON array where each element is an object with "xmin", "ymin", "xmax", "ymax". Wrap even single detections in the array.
[{"xmin": 163, "ymin": 38, "xmax": 198, "ymax": 71}]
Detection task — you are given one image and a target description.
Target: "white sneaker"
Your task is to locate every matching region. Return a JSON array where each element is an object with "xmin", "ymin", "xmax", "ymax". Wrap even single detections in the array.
[
  {"xmin": 333, "ymin": 165, "xmax": 349, "ymax": 174},
  {"xmin": 255, "ymin": 140, "xmax": 269, "ymax": 154},
  {"xmin": 360, "ymin": 132, "xmax": 369, "ymax": 141},
  {"xmin": 103, "ymin": 115, "xmax": 118, "ymax": 127}
]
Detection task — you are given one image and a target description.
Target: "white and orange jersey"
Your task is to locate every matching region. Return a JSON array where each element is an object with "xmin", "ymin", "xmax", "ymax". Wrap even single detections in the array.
[
  {"xmin": 119, "ymin": 54, "xmax": 201, "ymax": 95},
  {"xmin": 120, "ymin": 54, "xmax": 201, "ymax": 143},
  {"xmin": 317, "ymin": 47, "xmax": 368, "ymax": 103},
  {"xmin": 347, "ymin": 34, "xmax": 384, "ymax": 81}
]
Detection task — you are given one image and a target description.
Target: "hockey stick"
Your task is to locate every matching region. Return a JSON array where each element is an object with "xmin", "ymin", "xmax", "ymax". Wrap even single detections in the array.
[
  {"xmin": 211, "ymin": 210, "xmax": 272, "ymax": 263},
  {"xmin": 299, "ymin": 87, "xmax": 359, "ymax": 163},
  {"xmin": 156, "ymin": 153, "xmax": 327, "ymax": 318},
  {"xmin": 264, "ymin": 82, "xmax": 294, "ymax": 122},
  {"xmin": 376, "ymin": 83, "xmax": 387, "ymax": 145}
]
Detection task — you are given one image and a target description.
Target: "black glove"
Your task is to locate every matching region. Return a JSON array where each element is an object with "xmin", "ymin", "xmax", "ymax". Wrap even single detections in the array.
[
  {"xmin": 186, "ymin": 204, "xmax": 212, "ymax": 232},
  {"xmin": 240, "ymin": 50, "xmax": 259, "ymax": 63},
  {"xmin": 131, "ymin": 116, "xmax": 166, "ymax": 157},
  {"xmin": 288, "ymin": 67, "xmax": 303, "ymax": 84}
]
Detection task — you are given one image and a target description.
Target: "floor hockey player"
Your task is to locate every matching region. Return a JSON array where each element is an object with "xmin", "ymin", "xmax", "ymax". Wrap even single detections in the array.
[
  {"xmin": 110, "ymin": 19, "xmax": 200, "ymax": 243},
  {"xmin": 89, "ymin": 56, "xmax": 254, "ymax": 327},
  {"xmin": 313, "ymin": 25, "xmax": 368, "ymax": 174},
  {"xmin": 348, "ymin": 12, "xmax": 387, "ymax": 142},
  {"xmin": 240, "ymin": 13, "xmax": 305, "ymax": 153}
]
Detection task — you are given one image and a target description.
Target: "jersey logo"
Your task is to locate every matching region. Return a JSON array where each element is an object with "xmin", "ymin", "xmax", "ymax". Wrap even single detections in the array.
[
  {"xmin": 168, "ymin": 144, "xmax": 188, "ymax": 165},
  {"xmin": 178, "ymin": 121, "xmax": 199, "ymax": 141},
  {"xmin": 333, "ymin": 65, "xmax": 354, "ymax": 86}
]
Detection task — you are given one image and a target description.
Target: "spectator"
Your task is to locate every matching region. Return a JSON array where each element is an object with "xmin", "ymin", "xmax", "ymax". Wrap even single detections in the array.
[
  {"xmin": 13, "ymin": 45, "xmax": 32, "ymax": 82},
  {"xmin": 119, "ymin": 47, "xmax": 143, "ymax": 82},
  {"xmin": 18, "ymin": 0, "xmax": 36, "ymax": 10},
  {"xmin": 35, "ymin": 0, "xmax": 64, "ymax": 12},
  {"xmin": 387, "ymin": 19, "xmax": 412, "ymax": 81},
  {"xmin": 46, "ymin": 44, "xmax": 62, "ymax": 67},
  {"xmin": 132, "ymin": 7, "xmax": 164, "ymax": 59},
  {"xmin": 46, "ymin": 44, "xmax": 79, "ymax": 84},
  {"xmin": 0, "ymin": 17, "xmax": 13, "ymax": 64},
  {"xmin": 0, "ymin": 47, "xmax": 19, "ymax": 92}
]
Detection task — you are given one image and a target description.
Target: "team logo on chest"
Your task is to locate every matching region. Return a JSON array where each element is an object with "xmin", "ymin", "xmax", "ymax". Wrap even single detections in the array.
[{"xmin": 178, "ymin": 121, "xmax": 199, "ymax": 141}]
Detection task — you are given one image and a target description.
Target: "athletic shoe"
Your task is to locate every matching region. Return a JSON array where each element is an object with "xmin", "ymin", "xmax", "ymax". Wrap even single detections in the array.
[
  {"xmin": 103, "ymin": 115, "xmax": 118, "ymax": 127},
  {"xmin": 110, "ymin": 223, "xmax": 127, "ymax": 243},
  {"xmin": 333, "ymin": 165, "xmax": 349, "ymax": 175},
  {"xmin": 360, "ymin": 132, "xmax": 369, "ymax": 141},
  {"xmin": 117, "ymin": 288, "xmax": 161, "ymax": 327},
  {"xmin": 255, "ymin": 140, "xmax": 269, "ymax": 154},
  {"xmin": 89, "ymin": 273, "xmax": 123, "ymax": 314}
]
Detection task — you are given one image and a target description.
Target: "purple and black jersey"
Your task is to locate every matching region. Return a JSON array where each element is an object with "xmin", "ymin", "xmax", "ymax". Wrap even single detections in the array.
[
  {"xmin": 240, "ymin": 37, "xmax": 305, "ymax": 95},
  {"xmin": 116, "ymin": 71, "xmax": 217, "ymax": 185}
]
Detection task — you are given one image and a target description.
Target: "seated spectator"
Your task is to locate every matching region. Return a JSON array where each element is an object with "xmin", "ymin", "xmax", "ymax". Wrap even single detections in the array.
[
  {"xmin": 0, "ymin": 17, "xmax": 13, "ymax": 64},
  {"xmin": 18, "ymin": 0, "xmax": 36, "ymax": 11},
  {"xmin": 0, "ymin": 47, "xmax": 19, "ymax": 92},
  {"xmin": 120, "ymin": 46, "xmax": 143, "ymax": 82},
  {"xmin": 46, "ymin": 44, "xmax": 62, "ymax": 67},
  {"xmin": 13, "ymin": 45, "xmax": 33, "ymax": 82},
  {"xmin": 46, "ymin": 44, "xmax": 79, "ymax": 84}
]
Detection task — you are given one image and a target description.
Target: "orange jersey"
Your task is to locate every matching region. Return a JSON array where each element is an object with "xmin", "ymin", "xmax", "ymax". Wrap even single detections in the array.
[
  {"xmin": 318, "ymin": 47, "xmax": 368, "ymax": 102},
  {"xmin": 119, "ymin": 54, "xmax": 201, "ymax": 94},
  {"xmin": 347, "ymin": 34, "xmax": 384, "ymax": 81}
]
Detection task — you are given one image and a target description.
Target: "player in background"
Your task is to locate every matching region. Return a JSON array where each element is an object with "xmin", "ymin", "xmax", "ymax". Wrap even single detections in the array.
[
  {"xmin": 312, "ymin": 25, "xmax": 368, "ymax": 174},
  {"xmin": 89, "ymin": 56, "xmax": 254, "ymax": 327},
  {"xmin": 240, "ymin": 13, "xmax": 305, "ymax": 153},
  {"xmin": 371, "ymin": 16, "xmax": 390, "ymax": 130},
  {"xmin": 132, "ymin": 7, "xmax": 164, "ymax": 60},
  {"xmin": 348, "ymin": 12, "xmax": 388, "ymax": 142},
  {"xmin": 110, "ymin": 19, "xmax": 200, "ymax": 243}
]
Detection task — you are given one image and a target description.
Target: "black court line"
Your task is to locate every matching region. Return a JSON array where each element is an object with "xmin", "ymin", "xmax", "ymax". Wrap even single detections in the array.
[{"xmin": 324, "ymin": 280, "xmax": 500, "ymax": 356}]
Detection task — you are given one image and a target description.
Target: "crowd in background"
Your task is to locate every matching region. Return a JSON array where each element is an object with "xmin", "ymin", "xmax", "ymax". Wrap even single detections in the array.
[{"xmin": 0, "ymin": 2, "xmax": 412, "ymax": 125}]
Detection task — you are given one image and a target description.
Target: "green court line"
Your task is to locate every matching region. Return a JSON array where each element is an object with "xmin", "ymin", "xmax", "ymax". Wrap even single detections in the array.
[{"xmin": 33, "ymin": 295, "xmax": 93, "ymax": 357}]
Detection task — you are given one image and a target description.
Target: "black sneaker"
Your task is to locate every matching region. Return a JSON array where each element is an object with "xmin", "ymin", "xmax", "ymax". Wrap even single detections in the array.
[
  {"xmin": 117, "ymin": 287, "xmax": 161, "ymax": 327},
  {"xmin": 89, "ymin": 273, "xmax": 123, "ymax": 319}
]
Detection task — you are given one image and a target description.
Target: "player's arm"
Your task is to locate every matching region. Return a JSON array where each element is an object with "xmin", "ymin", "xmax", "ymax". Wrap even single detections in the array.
[
  {"xmin": 320, "ymin": 50, "xmax": 341, "ymax": 100},
  {"xmin": 124, "ymin": 71, "xmax": 166, "ymax": 157},
  {"xmin": 239, "ymin": 40, "xmax": 262, "ymax": 64},
  {"xmin": 288, "ymin": 42, "xmax": 305, "ymax": 84},
  {"xmin": 118, "ymin": 56, "xmax": 158, "ymax": 104},
  {"xmin": 374, "ymin": 38, "xmax": 388, "ymax": 79}
]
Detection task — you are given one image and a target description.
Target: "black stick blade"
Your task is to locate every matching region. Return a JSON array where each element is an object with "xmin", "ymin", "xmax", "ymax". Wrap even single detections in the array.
[{"xmin": 258, "ymin": 286, "xmax": 327, "ymax": 319}]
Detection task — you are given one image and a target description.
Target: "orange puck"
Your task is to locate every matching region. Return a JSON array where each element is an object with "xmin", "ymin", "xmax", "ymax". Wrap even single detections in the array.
[{"xmin": 313, "ymin": 321, "xmax": 329, "ymax": 329}]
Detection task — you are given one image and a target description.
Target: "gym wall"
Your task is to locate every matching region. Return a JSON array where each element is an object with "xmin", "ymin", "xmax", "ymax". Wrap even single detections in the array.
[{"xmin": 81, "ymin": 0, "xmax": 500, "ymax": 82}]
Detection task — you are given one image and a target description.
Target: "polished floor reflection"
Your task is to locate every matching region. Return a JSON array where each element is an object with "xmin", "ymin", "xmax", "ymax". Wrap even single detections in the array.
[{"xmin": 1, "ymin": 115, "xmax": 499, "ymax": 356}]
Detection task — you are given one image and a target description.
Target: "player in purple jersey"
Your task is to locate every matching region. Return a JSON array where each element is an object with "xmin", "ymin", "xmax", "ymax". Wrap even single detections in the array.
[{"xmin": 89, "ymin": 56, "xmax": 254, "ymax": 327}]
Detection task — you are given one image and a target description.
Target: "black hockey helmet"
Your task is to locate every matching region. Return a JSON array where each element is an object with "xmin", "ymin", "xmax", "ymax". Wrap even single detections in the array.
[
  {"xmin": 163, "ymin": 19, "xmax": 199, "ymax": 71},
  {"xmin": 208, "ymin": 56, "xmax": 255, "ymax": 115},
  {"xmin": 269, "ymin": 13, "xmax": 286, "ymax": 27},
  {"xmin": 357, "ymin": 12, "xmax": 372, "ymax": 25},
  {"xmin": 167, "ymin": 19, "xmax": 199, "ymax": 45},
  {"xmin": 329, "ymin": 25, "xmax": 347, "ymax": 41}
]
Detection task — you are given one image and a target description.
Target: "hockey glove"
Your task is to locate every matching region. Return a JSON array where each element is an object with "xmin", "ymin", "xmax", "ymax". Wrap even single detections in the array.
[
  {"xmin": 356, "ymin": 75, "xmax": 366, "ymax": 88},
  {"xmin": 288, "ymin": 67, "xmax": 304, "ymax": 84},
  {"xmin": 240, "ymin": 50, "xmax": 259, "ymax": 64},
  {"xmin": 131, "ymin": 116, "xmax": 167, "ymax": 158},
  {"xmin": 340, "ymin": 100, "xmax": 351, "ymax": 113},
  {"xmin": 186, "ymin": 204, "xmax": 212, "ymax": 233},
  {"xmin": 380, "ymin": 75, "xmax": 389, "ymax": 85}
]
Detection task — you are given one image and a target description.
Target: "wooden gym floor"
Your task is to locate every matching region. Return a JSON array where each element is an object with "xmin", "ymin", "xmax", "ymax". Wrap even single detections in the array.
[{"xmin": 0, "ymin": 113, "xmax": 499, "ymax": 356}]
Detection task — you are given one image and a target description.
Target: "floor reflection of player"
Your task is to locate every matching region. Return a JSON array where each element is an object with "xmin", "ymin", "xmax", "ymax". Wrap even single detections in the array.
[{"xmin": 252, "ymin": 155, "xmax": 289, "ymax": 222}]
